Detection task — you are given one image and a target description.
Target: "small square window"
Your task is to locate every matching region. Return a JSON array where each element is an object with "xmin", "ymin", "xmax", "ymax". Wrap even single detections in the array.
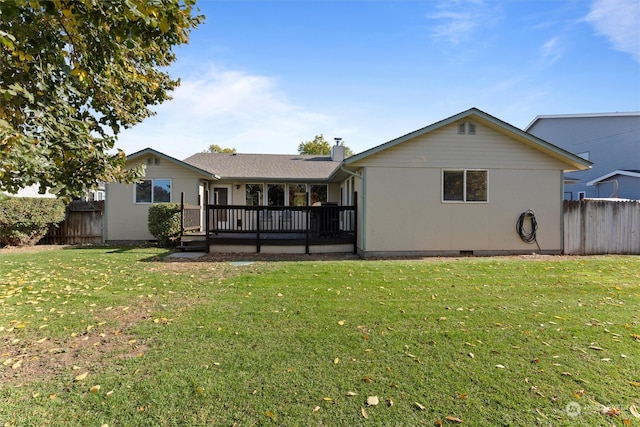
[{"xmin": 458, "ymin": 123, "xmax": 466, "ymax": 134}]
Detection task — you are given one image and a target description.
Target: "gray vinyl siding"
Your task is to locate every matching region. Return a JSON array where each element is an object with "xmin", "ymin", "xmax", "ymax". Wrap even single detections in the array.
[{"xmin": 527, "ymin": 115, "xmax": 640, "ymax": 200}]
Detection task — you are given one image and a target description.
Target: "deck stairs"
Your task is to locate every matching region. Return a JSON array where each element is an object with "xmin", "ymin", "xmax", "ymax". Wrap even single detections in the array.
[{"xmin": 177, "ymin": 234, "xmax": 207, "ymax": 252}]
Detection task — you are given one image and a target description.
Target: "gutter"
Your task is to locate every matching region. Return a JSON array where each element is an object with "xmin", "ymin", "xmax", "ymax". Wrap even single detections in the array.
[{"xmin": 340, "ymin": 164, "xmax": 363, "ymax": 179}]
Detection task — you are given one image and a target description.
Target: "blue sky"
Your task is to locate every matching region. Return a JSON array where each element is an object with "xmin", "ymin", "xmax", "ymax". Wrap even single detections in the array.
[{"xmin": 116, "ymin": 0, "xmax": 640, "ymax": 158}]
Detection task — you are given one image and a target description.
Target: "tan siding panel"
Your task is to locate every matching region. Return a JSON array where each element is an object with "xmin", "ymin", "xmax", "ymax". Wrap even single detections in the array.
[
  {"xmin": 362, "ymin": 167, "xmax": 562, "ymax": 254},
  {"xmin": 355, "ymin": 122, "xmax": 569, "ymax": 170}
]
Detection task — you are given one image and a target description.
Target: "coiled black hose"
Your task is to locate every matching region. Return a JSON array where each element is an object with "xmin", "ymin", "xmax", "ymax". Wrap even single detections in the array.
[{"xmin": 516, "ymin": 210, "xmax": 541, "ymax": 252}]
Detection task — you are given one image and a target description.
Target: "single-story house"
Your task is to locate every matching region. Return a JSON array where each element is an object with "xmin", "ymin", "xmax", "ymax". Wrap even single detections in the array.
[{"xmin": 105, "ymin": 108, "xmax": 592, "ymax": 257}]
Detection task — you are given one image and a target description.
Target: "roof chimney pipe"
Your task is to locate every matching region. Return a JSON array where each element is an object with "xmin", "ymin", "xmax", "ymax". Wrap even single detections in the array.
[{"xmin": 331, "ymin": 138, "xmax": 345, "ymax": 162}]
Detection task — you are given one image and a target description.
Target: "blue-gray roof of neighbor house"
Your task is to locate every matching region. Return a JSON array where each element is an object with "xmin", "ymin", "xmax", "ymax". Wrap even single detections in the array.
[{"xmin": 183, "ymin": 152, "xmax": 342, "ymax": 181}]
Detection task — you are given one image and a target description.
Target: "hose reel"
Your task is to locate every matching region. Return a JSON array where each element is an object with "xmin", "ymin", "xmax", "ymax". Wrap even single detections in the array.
[{"xmin": 516, "ymin": 210, "xmax": 541, "ymax": 252}]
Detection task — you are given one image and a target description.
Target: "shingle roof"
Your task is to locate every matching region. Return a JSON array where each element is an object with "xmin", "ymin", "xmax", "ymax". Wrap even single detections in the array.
[{"xmin": 183, "ymin": 153, "xmax": 341, "ymax": 181}]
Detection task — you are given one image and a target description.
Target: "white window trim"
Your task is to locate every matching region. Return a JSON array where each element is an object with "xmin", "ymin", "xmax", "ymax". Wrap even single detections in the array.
[
  {"xmin": 134, "ymin": 178, "xmax": 172, "ymax": 204},
  {"xmin": 442, "ymin": 169, "xmax": 489, "ymax": 203}
]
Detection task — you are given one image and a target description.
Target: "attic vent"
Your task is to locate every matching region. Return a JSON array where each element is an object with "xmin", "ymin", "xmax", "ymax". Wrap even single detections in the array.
[
  {"xmin": 457, "ymin": 122, "xmax": 476, "ymax": 135},
  {"xmin": 468, "ymin": 123, "xmax": 476, "ymax": 135},
  {"xmin": 147, "ymin": 157, "xmax": 159, "ymax": 165}
]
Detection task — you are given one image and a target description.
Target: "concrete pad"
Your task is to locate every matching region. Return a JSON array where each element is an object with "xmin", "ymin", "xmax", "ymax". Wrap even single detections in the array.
[{"xmin": 166, "ymin": 251, "xmax": 207, "ymax": 259}]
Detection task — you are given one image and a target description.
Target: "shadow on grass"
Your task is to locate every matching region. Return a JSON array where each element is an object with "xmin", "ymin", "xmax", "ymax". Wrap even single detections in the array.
[{"xmin": 58, "ymin": 243, "xmax": 174, "ymax": 262}]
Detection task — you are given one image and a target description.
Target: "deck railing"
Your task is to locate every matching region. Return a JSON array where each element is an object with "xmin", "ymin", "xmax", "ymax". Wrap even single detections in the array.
[
  {"xmin": 204, "ymin": 204, "xmax": 357, "ymax": 253},
  {"xmin": 180, "ymin": 193, "xmax": 202, "ymax": 234}
]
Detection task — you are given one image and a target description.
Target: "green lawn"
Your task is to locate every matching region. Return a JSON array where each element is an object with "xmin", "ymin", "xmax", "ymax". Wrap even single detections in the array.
[{"xmin": 1, "ymin": 247, "xmax": 638, "ymax": 426}]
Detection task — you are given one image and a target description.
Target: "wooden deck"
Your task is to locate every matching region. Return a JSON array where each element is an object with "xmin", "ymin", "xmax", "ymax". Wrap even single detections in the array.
[{"xmin": 179, "ymin": 203, "xmax": 357, "ymax": 254}]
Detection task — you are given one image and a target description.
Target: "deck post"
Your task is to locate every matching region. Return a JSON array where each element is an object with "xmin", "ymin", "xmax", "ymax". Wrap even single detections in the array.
[
  {"xmin": 305, "ymin": 205, "xmax": 310, "ymax": 254},
  {"xmin": 256, "ymin": 206, "xmax": 261, "ymax": 253},
  {"xmin": 180, "ymin": 192, "xmax": 185, "ymax": 237},
  {"xmin": 353, "ymin": 198, "xmax": 358, "ymax": 254}
]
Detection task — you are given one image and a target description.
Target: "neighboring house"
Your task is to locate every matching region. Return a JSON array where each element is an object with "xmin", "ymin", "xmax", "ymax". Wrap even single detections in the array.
[
  {"xmin": 526, "ymin": 112, "xmax": 640, "ymax": 200},
  {"xmin": 105, "ymin": 108, "xmax": 591, "ymax": 256}
]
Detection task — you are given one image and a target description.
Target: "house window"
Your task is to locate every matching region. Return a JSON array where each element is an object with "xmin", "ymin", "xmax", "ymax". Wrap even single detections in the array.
[
  {"xmin": 135, "ymin": 179, "xmax": 171, "ymax": 203},
  {"xmin": 289, "ymin": 184, "xmax": 307, "ymax": 206},
  {"xmin": 442, "ymin": 170, "xmax": 487, "ymax": 202},
  {"xmin": 458, "ymin": 123, "xmax": 466, "ymax": 134},
  {"xmin": 267, "ymin": 184, "xmax": 285, "ymax": 206},
  {"xmin": 310, "ymin": 184, "xmax": 328, "ymax": 205},
  {"xmin": 246, "ymin": 184, "xmax": 263, "ymax": 206}
]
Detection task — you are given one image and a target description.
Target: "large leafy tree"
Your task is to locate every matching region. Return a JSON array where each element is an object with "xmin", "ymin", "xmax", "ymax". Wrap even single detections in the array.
[
  {"xmin": 298, "ymin": 134, "xmax": 354, "ymax": 157},
  {"xmin": 0, "ymin": 0, "xmax": 203, "ymax": 198},
  {"xmin": 207, "ymin": 144, "xmax": 236, "ymax": 154}
]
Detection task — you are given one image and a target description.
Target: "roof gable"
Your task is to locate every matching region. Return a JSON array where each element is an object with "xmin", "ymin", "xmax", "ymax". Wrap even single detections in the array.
[
  {"xmin": 343, "ymin": 108, "xmax": 592, "ymax": 172},
  {"xmin": 587, "ymin": 169, "xmax": 640, "ymax": 185},
  {"xmin": 126, "ymin": 148, "xmax": 219, "ymax": 179},
  {"xmin": 525, "ymin": 111, "xmax": 640, "ymax": 131}
]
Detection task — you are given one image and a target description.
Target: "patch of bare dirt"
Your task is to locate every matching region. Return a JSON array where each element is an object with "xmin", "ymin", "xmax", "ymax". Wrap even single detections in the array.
[{"xmin": 1, "ymin": 305, "xmax": 149, "ymax": 387}]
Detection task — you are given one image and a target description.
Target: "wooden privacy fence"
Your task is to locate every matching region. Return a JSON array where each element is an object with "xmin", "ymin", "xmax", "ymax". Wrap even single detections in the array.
[
  {"xmin": 42, "ymin": 200, "xmax": 104, "ymax": 245},
  {"xmin": 563, "ymin": 200, "xmax": 640, "ymax": 255}
]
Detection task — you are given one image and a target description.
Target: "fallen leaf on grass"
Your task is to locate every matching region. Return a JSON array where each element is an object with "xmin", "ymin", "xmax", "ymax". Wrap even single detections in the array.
[
  {"xmin": 90, "ymin": 385, "xmax": 101, "ymax": 393},
  {"xmin": 601, "ymin": 407, "xmax": 620, "ymax": 417},
  {"xmin": 312, "ymin": 406, "xmax": 320, "ymax": 413},
  {"xmin": 445, "ymin": 415, "xmax": 463, "ymax": 423},
  {"xmin": 630, "ymin": 405, "xmax": 640, "ymax": 418},
  {"xmin": 265, "ymin": 411, "xmax": 275, "ymax": 419},
  {"xmin": 338, "ymin": 320, "xmax": 345, "ymax": 326},
  {"xmin": 435, "ymin": 420, "xmax": 443, "ymax": 427},
  {"xmin": 361, "ymin": 407, "xmax": 369, "ymax": 419},
  {"xmin": 345, "ymin": 391, "xmax": 358, "ymax": 396},
  {"xmin": 334, "ymin": 357, "xmax": 339, "ymax": 364},
  {"xmin": 588, "ymin": 345, "xmax": 603, "ymax": 351},
  {"xmin": 367, "ymin": 396, "xmax": 379, "ymax": 406},
  {"xmin": 323, "ymin": 397, "xmax": 333, "ymax": 402},
  {"xmin": 415, "ymin": 402, "xmax": 426, "ymax": 410},
  {"xmin": 387, "ymin": 397, "xmax": 394, "ymax": 407},
  {"xmin": 74, "ymin": 372, "xmax": 89, "ymax": 381},
  {"xmin": 11, "ymin": 359, "xmax": 22, "ymax": 370},
  {"xmin": 630, "ymin": 381, "xmax": 640, "ymax": 387},
  {"xmin": 495, "ymin": 364, "xmax": 505, "ymax": 369}
]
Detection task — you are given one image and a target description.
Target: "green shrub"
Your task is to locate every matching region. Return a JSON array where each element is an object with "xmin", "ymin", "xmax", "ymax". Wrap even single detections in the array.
[
  {"xmin": 0, "ymin": 197, "xmax": 67, "ymax": 246},
  {"xmin": 147, "ymin": 203, "xmax": 181, "ymax": 247}
]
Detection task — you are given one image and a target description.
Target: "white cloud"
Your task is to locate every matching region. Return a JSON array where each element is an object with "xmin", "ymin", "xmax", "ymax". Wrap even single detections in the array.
[
  {"xmin": 539, "ymin": 36, "xmax": 563, "ymax": 65},
  {"xmin": 428, "ymin": 0, "xmax": 501, "ymax": 45},
  {"xmin": 115, "ymin": 66, "xmax": 335, "ymax": 158},
  {"xmin": 586, "ymin": 0, "xmax": 640, "ymax": 62}
]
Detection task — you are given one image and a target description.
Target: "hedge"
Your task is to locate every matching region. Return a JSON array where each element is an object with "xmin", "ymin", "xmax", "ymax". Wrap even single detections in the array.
[
  {"xmin": 0, "ymin": 197, "xmax": 67, "ymax": 247},
  {"xmin": 147, "ymin": 203, "xmax": 181, "ymax": 247}
]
